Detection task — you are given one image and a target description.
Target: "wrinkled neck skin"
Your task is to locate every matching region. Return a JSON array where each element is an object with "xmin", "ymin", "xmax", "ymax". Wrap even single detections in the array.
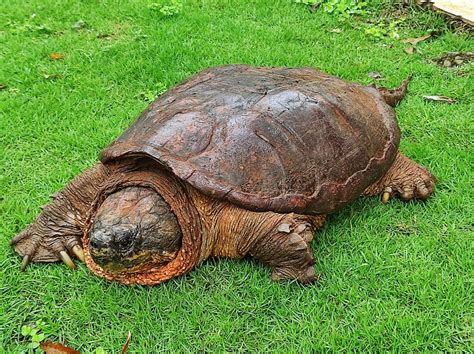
[
  {"xmin": 191, "ymin": 190, "xmax": 293, "ymax": 261},
  {"xmin": 81, "ymin": 165, "xmax": 233, "ymax": 283}
]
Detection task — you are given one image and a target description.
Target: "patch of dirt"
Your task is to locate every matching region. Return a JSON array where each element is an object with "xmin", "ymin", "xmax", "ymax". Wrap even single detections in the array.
[{"xmin": 432, "ymin": 52, "xmax": 474, "ymax": 67}]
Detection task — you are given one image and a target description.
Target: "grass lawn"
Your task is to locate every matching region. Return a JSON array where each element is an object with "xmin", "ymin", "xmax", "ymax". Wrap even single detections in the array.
[{"xmin": 1, "ymin": 0, "xmax": 473, "ymax": 351}]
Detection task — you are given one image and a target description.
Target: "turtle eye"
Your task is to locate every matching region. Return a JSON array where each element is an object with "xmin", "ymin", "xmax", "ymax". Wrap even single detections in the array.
[{"xmin": 112, "ymin": 224, "xmax": 138, "ymax": 254}]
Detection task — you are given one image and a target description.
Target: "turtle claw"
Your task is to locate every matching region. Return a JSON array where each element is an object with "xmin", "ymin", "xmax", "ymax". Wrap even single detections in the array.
[
  {"xmin": 381, "ymin": 187, "xmax": 392, "ymax": 204},
  {"xmin": 391, "ymin": 170, "xmax": 436, "ymax": 202},
  {"xmin": 59, "ymin": 251, "xmax": 76, "ymax": 269},
  {"xmin": 72, "ymin": 245, "xmax": 85, "ymax": 262},
  {"xmin": 271, "ymin": 265, "xmax": 318, "ymax": 284},
  {"xmin": 20, "ymin": 255, "xmax": 30, "ymax": 272}
]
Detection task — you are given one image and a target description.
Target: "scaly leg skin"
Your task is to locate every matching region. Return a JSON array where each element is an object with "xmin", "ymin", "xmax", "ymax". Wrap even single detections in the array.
[
  {"xmin": 200, "ymin": 194, "xmax": 327, "ymax": 284},
  {"xmin": 10, "ymin": 164, "xmax": 110, "ymax": 271},
  {"xmin": 246, "ymin": 214, "xmax": 326, "ymax": 284},
  {"xmin": 364, "ymin": 152, "xmax": 437, "ymax": 203}
]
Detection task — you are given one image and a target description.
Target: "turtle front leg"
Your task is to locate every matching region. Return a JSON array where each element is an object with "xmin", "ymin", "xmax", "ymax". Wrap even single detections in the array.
[
  {"xmin": 364, "ymin": 152, "xmax": 437, "ymax": 203},
  {"xmin": 225, "ymin": 210, "xmax": 326, "ymax": 284},
  {"xmin": 251, "ymin": 214, "xmax": 323, "ymax": 284},
  {"xmin": 252, "ymin": 214, "xmax": 326, "ymax": 283},
  {"xmin": 10, "ymin": 163, "xmax": 110, "ymax": 270},
  {"xmin": 194, "ymin": 193, "xmax": 326, "ymax": 284}
]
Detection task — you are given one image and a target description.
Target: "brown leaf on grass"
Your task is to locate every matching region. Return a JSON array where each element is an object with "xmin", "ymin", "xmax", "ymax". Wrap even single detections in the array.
[
  {"xmin": 422, "ymin": 95, "xmax": 456, "ymax": 104},
  {"xmin": 0, "ymin": 84, "xmax": 6, "ymax": 90},
  {"xmin": 71, "ymin": 20, "xmax": 87, "ymax": 30},
  {"xmin": 44, "ymin": 73, "xmax": 62, "ymax": 80},
  {"xmin": 40, "ymin": 341, "xmax": 80, "ymax": 354},
  {"xmin": 40, "ymin": 333, "xmax": 131, "ymax": 353},
  {"xmin": 404, "ymin": 47, "xmax": 415, "ymax": 55},
  {"xmin": 331, "ymin": 28, "xmax": 342, "ymax": 33},
  {"xmin": 121, "ymin": 331, "xmax": 132, "ymax": 354},
  {"xmin": 368, "ymin": 71, "xmax": 385, "ymax": 80},
  {"xmin": 403, "ymin": 33, "xmax": 432, "ymax": 45},
  {"xmin": 50, "ymin": 52, "xmax": 65, "ymax": 60}
]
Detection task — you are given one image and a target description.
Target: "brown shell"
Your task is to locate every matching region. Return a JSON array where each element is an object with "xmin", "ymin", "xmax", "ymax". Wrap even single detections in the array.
[{"xmin": 101, "ymin": 65, "xmax": 400, "ymax": 214}]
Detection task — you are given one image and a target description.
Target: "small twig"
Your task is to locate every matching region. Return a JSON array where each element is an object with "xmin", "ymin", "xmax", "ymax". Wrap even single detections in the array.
[{"xmin": 121, "ymin": 331, "xmax": 132, "ymax": 354}]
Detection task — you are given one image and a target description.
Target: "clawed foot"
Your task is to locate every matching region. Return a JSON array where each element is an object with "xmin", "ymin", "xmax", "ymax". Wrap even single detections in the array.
[
  {"xmin": 10, "ymin": 224, "xmax": 85, "ymax": 271},
  {"xmin": 270, "ymin": 218, "xmax": 320, "ymax": 284},
  {"xmin": 381, "ymin": 157, "xmax": 437, "ymax": 203},
  {"xmin": 365, "ymin": 153, "xmax": 437, "ymax": 204},
  {"xmin": 271, "ymin": 264, "xmax": 318, "ymax": 284}
]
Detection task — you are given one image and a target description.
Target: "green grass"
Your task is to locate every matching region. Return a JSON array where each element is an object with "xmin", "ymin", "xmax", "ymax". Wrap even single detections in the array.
[{"xmin": 1, "ymin": 0, "xmax": 473, "ymax": 352}]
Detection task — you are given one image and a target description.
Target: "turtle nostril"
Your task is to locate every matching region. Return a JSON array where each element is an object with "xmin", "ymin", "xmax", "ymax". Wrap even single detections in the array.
[
  {"xmin": 89, "ymin": 238, "xmax": 100, "ymax": 250},
  {"xmin": 89, "ymin": 230, "xmax": 112, "ymax": 251},
  {"xmin": 89, "ymin": 237, "xmax": 109, "ymax": 251},
  {"xmin": 89, "ymin": 223, "xmax": 137, "ymax": 258}
]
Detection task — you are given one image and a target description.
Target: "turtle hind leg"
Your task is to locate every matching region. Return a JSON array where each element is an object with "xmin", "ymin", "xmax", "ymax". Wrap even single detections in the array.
[
  {"xmin": 247, "ymin": 214, "xmax": 326, "ymax": 284},
  {"xmin": 364, "ymin": 152, "xmax": 437, "ymax": 203},
  {"xmin": 371, "ymin": 75, "xmax": 411, "ymax": 107}
]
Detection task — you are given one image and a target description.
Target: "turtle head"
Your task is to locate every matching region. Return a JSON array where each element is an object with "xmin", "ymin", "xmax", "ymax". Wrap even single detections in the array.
[{"xmin": 88, "ymin": 186, "xmax": 182, "ymax": 273}]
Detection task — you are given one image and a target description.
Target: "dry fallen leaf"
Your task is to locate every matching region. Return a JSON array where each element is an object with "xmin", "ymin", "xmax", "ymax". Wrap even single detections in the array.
[
  {"xmin": 44, "ymin": 73, "xmax": 62, "ymax": 80},
  {"xmin": 368, "ymin": 71, "xmax": 384, "ymax": 80},
  {"xmin": 404, "ymin": 47, "xmax": 415, "ymax": 55},
  {"xmin": 422, "ymin": 95, "xmax": 456, "ymax": 104},
  {"xmin": 40, "ymin": 332, "xmax": 131, "ymax": 353},
  {"xmin": 0, "ymin": 83, "xmax": 6, "ymax": 90},
  {"xmin": 331, "ymin": 28, "xmax": 342, "ymax": 33},
  {"xmin": 50, "ymin": 52, "xmax": 65, "ymax": 60},
  {"xmin": 121, "ymin": 331, "xmax": 132, "ymax": 354},
  {"xmin": 403, "ymin": 33, "xmax": 432, "ymax": 46},
  {"xmin": 40, "ymin": 341, "xmax": 80, "ymax": 354},
  {"xmin": 71, "ymin": 19, "xmax": 87, "ymax": 30}
]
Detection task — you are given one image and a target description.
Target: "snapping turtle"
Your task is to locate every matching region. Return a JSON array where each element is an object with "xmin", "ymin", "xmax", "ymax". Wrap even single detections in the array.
[{"xmin": 11, "ymin": 65, "xmax": 437, "ymax": 284}]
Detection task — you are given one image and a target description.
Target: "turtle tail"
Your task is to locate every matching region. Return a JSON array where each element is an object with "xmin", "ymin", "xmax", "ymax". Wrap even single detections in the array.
[{"xmin": 370, "ymin": 75, "xmax": 412, "ymax": 107}]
